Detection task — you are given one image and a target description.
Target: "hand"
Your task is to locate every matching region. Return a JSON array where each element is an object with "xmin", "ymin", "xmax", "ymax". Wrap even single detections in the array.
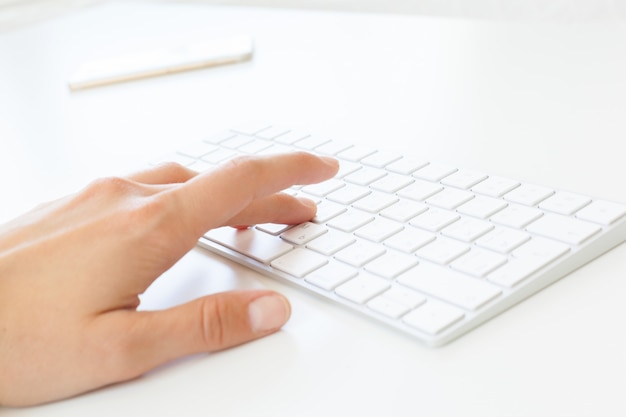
[{"xmin": 0, "ymin": 152, "xmax": 338, "ymax": 407}]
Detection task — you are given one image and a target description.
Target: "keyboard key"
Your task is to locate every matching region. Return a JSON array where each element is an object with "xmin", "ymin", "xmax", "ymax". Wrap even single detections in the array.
[
  {"xmin": 294, "ymin": 135, "xmax": 331, "ymax": 150},
  {"xmin": 487, "ymin": 258, "xmax": 544, "ymax": 288},
  {"xmin": 273, "ymin": 130, "xmax": 310, "ymax": 145},
  {"xmin": 410, "ymin": 208, "xmax": 460, "ymax": 232},
  {"xmin": 398, "ymin": 262, "xmax": 501, "ymax": 311},
  {"xmin": 334, "ymin": 160, "xmax": 361, "ymax": 178},
  {"xmin": 256, "ymin": 223, "xmax": 293, "ymax": 235},
  {"xmin": 575, "ymin": 200, "xmax": 626, "ymax": 225},
  {"xmin": 441, "ymin": 170, "xmax": 488, "ymax": 189},
  {"xmin": 471, "ymin": 175, "xmax": 520, "ymax": 197},
  {"xmin": 306, "ymin": 229, "xmax": 355, "ymax": 256},
  {"xmin": 334, "ymin": 240, "xmax": 386, "ymax": 267},
  {"xmin": 476, "ymin": 227, "xmax": 530, "ymax": 254},
  {"xmin": 238, "ymin": 139, "xmax": 273, "ymax": 154},
  {"xmin": 526, "ymin": 214, "xmax": 601, "ymax": 245},
  {"xmin": 381, "ymin": 286, "xmax": 427, "ymax": 308},
  {"xmin": 441, "ymin": 217, "xmax": 493, "ymax": 242},
  {"xmin": 385, "ymin": 158, "xmax": 429, "ymax": 175},
  {"xmin": 335, "ymin": 273, "xmax": 390, "ymax": 304},
  {"xmin": 538, "ymin": 191, "xmax": 591, "ymax": 215},
  {"xmin": 367, "ymin": 296, "xmax": 411, "ymax": 319},
  {"xmin": 380, "ymin": 199, "xmax": 428, "ymax": 222},
  {"xmin": 456, "ymin": 196, "xmax": 507, "ymax": 219},
  {"xmin": 312, "ymin": 200, "xmax": 346, "ymax": 224},
  {"xmin": 450, "ymin": 248, "xmax": 507, "ymax": 277},
  {"xmin": 280, "ymin": 222, "xmax": 328, "ymax": 244},
  {"xmin": 326, "ymin": 184, "xmax": 371, "ymax": 205},
  {"xmin": 204, "ymin": 130, "xmax": 238, "ymax": 144},
  {"xmin": 201, "ymin": 148, "xmax": 237, "ymax": 164},
  {"xmin": 305, "ymin": 261, "xmax": 357, "ymax": 290},
  {"xmin": 344, "ymin": 167, "xmax": 387, "ymax": 186},
  {"xmin": 302, "ymin": 178, "xmax": 345, "ymax": 197},
  {"xmin": 354, "ymin": 218, "xmax": 404, "ymax": 242},
  {"xmin": 415, "ymin": 237, "xmax": 469, "ymax": 264},
  {"xmin": 221, "ymin": 134, "xmax": 254, "ymax": 149},
  {"xmin": 512, "ymin": 237, "xmax": 570, "ymax": 264},
  {"xmin": 397, "ymin": 180, "xmax": 443, "ymax": 201},
  {"xmin": 327, "ymin": 210, "xmax": 374, "ymax": 233},
  {"xmin": 205, "ymin": 227, "xmax": 293, "ymax": 264},
  {"xmin": 425, "ymin": 188, "xmax": 474, "ymax": 210},
  {"xmin": 413, "ymin": 164, "xmax": 457, "ymax": 182},
  {"xmin": 314, "ymin": 140, "xmax": 353, "ymax": 155},
  {"xmin": 490, "ymin": 204, "xmax": 543, "ymax": 229},
  {"xmin": 504, "ymin": 184, "xmax": 554, "ymax": 206},
  {"xmin": 271, "ymin": 248, "xmax": 328, "ymax": 278},
  {"xmin": 352, "ymin": 192, "xmax": 399, "ymax": 213},
  {"xmin": 337, "ymin": 145, "xmax": 377, "ymax": 162},
  {"xmin": 363, "ymin": 250, "xmax": 418, "ymax": 279},
  {"xmin": 361, "ymin": 150, "xmax": 403, "ymax": 168},
  {"xmin": 369, "ymin": 173, "xmax": 415, "ymax": 193},
  {"xmin": 383, "ymin": 227, "xmax": 435, "ymax": 253},
  {"xmin": 402, "ymin": 300, "xmax": 465, "ymax": 335}
]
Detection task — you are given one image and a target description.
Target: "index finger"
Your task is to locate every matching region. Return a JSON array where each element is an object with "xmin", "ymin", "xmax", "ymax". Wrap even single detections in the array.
[{"xmin": 171, "ymin": 152, "xmax": 338, "ymax": 237}]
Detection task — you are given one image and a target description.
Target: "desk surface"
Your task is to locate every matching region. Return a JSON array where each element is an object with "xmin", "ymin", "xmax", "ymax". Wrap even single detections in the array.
[{"xmin": 1, "ymin": 2, "xmax": 625, "ymax": 416}]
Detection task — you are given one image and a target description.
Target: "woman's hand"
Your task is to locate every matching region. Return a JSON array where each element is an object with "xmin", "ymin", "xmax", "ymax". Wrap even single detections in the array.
[{"xmin": 0, "ymin": 152, "xmax": 338, "ymax": 407}]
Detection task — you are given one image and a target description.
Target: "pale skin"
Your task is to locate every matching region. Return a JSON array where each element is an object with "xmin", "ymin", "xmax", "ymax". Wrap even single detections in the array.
[{"xmin": 0, "ymin": 152, "xmax": 339, "ymax": 407}]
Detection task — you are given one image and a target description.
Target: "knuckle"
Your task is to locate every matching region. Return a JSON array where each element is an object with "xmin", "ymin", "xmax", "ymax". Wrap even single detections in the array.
[
  {"xmin": 126, "ymin": 196, "xmax": 178, "ymax": 247},
  {"xmin": 155, "ymin": 161, "xmax": 195, "ymax": 178},
  {"xmin": 83, "ymin": 176, "xmax": 136, "ymax": 197},
  {"xmin": 223, "ymin": 154, "xmax": 257, "ymax": 175},
  {"xmin": 198, "ymin": 297, "xmax": 231, "ymax": 350},
  {"xmin": 78, "ymin": 176, "xmax": 178, "ymax": 245}
]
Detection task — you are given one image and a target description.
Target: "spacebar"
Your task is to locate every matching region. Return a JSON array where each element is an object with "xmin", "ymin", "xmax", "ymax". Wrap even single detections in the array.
[{"xmin": 204, "ymin": 227, "xmax": 294, "ymax": 264}]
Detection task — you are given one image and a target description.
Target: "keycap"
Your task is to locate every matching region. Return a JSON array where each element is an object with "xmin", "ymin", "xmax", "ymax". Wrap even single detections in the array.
[
  {"xmin": 306, "ymin": 229, "xmax": 356, "ymax": 255},
  {"xmin": 413, "ymin": 164, "xmax": 457, "ymax": 182},
  {"xmin": 441, "ymin": 170, "xmax": 488, "ymax": 189},
  {"xmin": 575, "ymin": 200, "xmax": 626, "ymax": 225},
  {"xmin": 334, "ymin": 240, "xmax": 386, "ymax": 267},
  {"xmin": 352, "ymin": 192, "xmax": 399, "ymax": 213},
  {"xmin": 335, "ymin": 273, "xmax": 390, "ymax": 304},
  {"xmin": 205, "ymin": 227, "xmax": 293, "ymax": 264},
  {"xmin": 363, "ymin": 250, "xmax": 419, "ymax": 279},
  {"xmin": 271, "ymin": 248, "xmax": 328, "ymax": 278},
  {"xmin": 354, "ymin": 218, "xmax": 404, "ymax": 242},
  {"xmin": 367, "ymin": 296, "xmax": 412, "ymax": 319},
  {"xmin": 402, "ymin": 300, "xmax": 465, "ymax": 335},
  {"xmin": 280, "ymin": 222, "xmax": 328, "ymax": 244},
  {"xmin": 526, "ymin": 214, "xmax": 601, "ymax": 245},
  {"xmin": 504, "ymin": 184, "xmax": 554, "ymax": 206},
  {"xmin": 327, "ymin": 210, "xmax": 375, "ymax": 233},
  {"xmin": 397, "ymin": 263, "xmax": 501, "ymax": 311},
  {"xmin": 305, "ymin": 261, "xmax": 357, "ymax": 290},
  {"xmin": 380, "ymin": 199, "xmax": 428, "ymax": 222}
]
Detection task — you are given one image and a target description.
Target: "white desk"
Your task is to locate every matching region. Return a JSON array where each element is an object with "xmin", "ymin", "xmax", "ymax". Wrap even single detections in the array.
[{"xmin": 1, "ymin": 2, "xmax": 625, "ymax": 416}]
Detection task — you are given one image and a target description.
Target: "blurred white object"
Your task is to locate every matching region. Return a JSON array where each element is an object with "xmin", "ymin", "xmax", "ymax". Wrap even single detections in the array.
[{"xmin": 68, "ymin": 34, "xmax": 254, "ymax": 90}]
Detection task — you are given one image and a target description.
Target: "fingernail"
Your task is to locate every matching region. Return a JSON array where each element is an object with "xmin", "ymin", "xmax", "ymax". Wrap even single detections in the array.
[
  {"xmin": 321, "ymin": 156, "xmax": 339, "ymax": 168},
  {"xmin": 298, "ymin": 197, "xmax": 317, "ymax": 210},
  {"xmin": 248, "ymin": 294, "xmax": 291, "ymax": 333}
]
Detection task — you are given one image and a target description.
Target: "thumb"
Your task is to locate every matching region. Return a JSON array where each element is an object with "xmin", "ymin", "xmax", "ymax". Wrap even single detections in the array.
[{"xmin": 103, "ymin": 290, "xmax": 291, "ymax": 382}]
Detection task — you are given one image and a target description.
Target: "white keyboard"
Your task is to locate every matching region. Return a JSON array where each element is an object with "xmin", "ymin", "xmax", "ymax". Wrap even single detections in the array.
[{"xmin": 158, "ymin": 123, "xmax": 626, "ymax": 347}]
